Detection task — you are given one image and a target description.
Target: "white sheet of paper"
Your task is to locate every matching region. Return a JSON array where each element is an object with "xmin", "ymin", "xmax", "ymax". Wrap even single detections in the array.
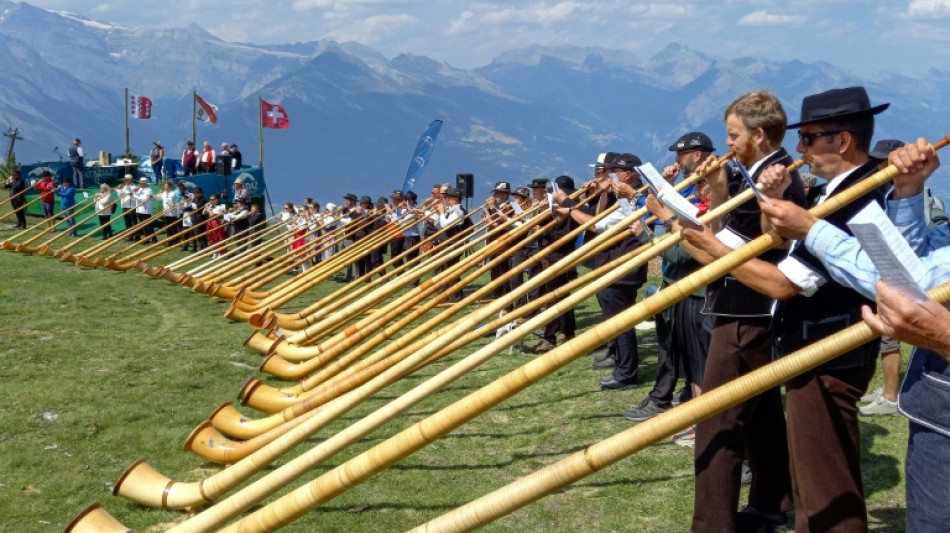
[
  {"xmin": 547, "ymin": 193, "xmax": 554, "ymax": 212},
  {"xmin": 658, "ymin": 188, "xmax": 701, "ymax": 226},
  {"xmin": 637, "ymin": 163, "xmax": 700, "ymax": 225},
  {"xmin": 511, "ymin": 200, "xmax": 523, "ymax": 215},
  {"xmin": 636, "ymin": 163, "xmax": 673, "ymax": 195},
  {"xmin": 82, "ymin": 191, "xmax": 89, "ymax": 199},
  {"xmin": 846, "ymin": 201, "xmax": 929, "ymax": 302}
]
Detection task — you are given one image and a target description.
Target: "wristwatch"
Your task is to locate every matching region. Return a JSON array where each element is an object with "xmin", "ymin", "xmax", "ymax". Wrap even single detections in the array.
[{"xmin": 662, "ymin": 215, "xmax": 678, "ymax": 232}]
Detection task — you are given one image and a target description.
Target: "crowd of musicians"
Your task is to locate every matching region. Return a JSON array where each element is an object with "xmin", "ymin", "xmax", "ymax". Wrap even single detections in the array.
[{"xmin": 6, "ymin": 84, "xmax": 950, "ymax": 533}]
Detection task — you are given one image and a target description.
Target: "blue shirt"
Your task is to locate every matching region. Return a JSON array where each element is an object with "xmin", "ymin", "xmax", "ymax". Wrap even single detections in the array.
[
  {"xmin": 56, "ymin": 185, "xmax": 76, "ymax": 209},
  {"xmin": 804, "ymin": 190, "xmax": 950, "ymax": 298}
]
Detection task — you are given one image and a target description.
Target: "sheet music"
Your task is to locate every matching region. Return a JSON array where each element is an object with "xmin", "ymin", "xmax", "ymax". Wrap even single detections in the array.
[
  {"xmin": 846, "ymin": 201, "xmax": 929, "ymax": 302},
  {"xmin": 511, "ymin": 200, "xmax": 523, "ymax": 215},
  {"xmin": 637, "ymin": 163, "xmax": 700, "ymax": 226},
  {"xmin": 732, "ymin": 158, "xmax": 772, "ymax": 205}
]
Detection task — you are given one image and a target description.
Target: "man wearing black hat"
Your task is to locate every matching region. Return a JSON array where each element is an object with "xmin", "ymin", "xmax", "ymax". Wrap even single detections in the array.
[
  {"xmin": 388, "ymin": 190, "xmax": 408, "ymax": 267},
  {"xmin": 677, "ymin": 90, "xmax": 803, "ymax": 533},
  {"xmin": 431, "ymin": 187, "xmax": 467, "ymax": 300},
  {"xmin": 485, "ymin": 181, "xmax": 517, "ymax": 299},
  {"xmin": 529, "ymin": 175, "xmax": 581, "ymax": 352},
  {"xmin": 623, "ymin": 133, "xmax": 716, "ymax": 422},
  {"xmin": 560, "ymin": 153, "xmax": 650, "ymax": 389},
  {"xmin": 663, "ymin": 132, "xmax": 716, "ymax": 200},
  {"xmin": 684, "ymin": 87, "xmax": 890, "ymax": 531}
]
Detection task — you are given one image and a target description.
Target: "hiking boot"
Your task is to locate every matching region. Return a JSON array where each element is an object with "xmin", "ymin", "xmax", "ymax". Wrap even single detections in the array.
[
  {"xmin": 859, "ymin": 395, "xmax": 898, "ymax": 416},
  {"xmin": 623, "ymin": 398, "xmax": 669, "ymax": 421},
  {"xmin": 532, "ymin": 340, "xmax": 556, "ymax": 354},
  {"xmin": 737, "ymin": 505, "xmax": 788, "ymax": 533}
]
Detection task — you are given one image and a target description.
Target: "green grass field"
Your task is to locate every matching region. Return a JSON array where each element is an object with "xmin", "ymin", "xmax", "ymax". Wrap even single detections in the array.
[{"xmin": 0, "ymin": 214, "xmax": 910, "ymax": 532}]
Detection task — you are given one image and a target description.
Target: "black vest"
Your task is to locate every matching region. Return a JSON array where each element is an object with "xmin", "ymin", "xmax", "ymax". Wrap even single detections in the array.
[
  {"xmin": 772, "ymin": 160, "xmax": 887, "ymax": 370},
  {"xmin": 703, "ymin": 148, "xmax": 807, "ymax": 317},
  {"xmin": 585, "ymin": 193, "xmax": 648, "ymax": 287}
]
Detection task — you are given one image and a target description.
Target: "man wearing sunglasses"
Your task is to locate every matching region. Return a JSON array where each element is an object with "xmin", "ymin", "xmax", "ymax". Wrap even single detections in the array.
[{"xmin": 682, "ymin": 86, "xmax": 891, "ymax": 532}]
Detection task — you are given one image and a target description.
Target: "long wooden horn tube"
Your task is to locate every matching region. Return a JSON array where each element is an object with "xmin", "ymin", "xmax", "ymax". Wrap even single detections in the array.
[
  {"xmin": 267, "ymin": 207, "xmax": 531, "ymax": 349},
  {"xmin": 252, "ymin": 207, "xmax": 496, "ymax": 330},
  {"xmin": 247, "ymin": 210, "xmax": 555, "ymax": 390},
  {"xmin": 223, "ymin": 211, "xmax": 438, "ymax": 315},
  {"xmin": 252, "ymin": 208, "xmax": 489, "ymax": 330},
  {"xmin": 202, "ymin": 151, "xmax": 919, "ymax": 533},
  {"xmin": 107, "ymin": 173, "xmax": 742, "ymax": 519},
  {"xmin": 71, "ymin": 202, "xmax": 181, "ymax": 265},
  {"xmin": 51, "ymin": 199, "xmax": 124, "ymax": 257},
  {"xmin": 0, "ymin": 193, "xmax": 43, "ymax": 228},
  {"xmin": 36, "ymin": 199, "xmax": 121, "ymax": 255},
  {"xmin": 0, "ymin": 185, "xmax": 30, "ymax": 209},
  {"xmin": 115, "ymin": 155, "xmax": 758, "ymax": 526},
  {"xmin": 410, "ymin": 274, "xmax": 950, "ymax": 533},
  {"xmin": 253, "ymin": 226, "xmax": 523, "ymax": 382},
  {"xmin": 92, "ymin": 156, "xmax": 726, "ymax": 520},
  {"xmin": 3, "ymin": 197, "xmax": 96, "ymax": 251},
  {"xmin": 258, "ymin": 209, "xmax": 538, "ymax": 355}
]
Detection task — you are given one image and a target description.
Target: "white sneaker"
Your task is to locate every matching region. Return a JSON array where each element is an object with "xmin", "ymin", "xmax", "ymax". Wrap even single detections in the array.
[
  {"xmin": 860, "ymin": 386, "xmax": 882, "ymax": 403},
  {"xmin": 859, "ymin": 395, "xmax": 898, "ymax": 416}
]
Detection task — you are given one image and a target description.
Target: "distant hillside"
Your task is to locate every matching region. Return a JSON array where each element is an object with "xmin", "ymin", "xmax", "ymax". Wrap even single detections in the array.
[{"xmin": 0, "ymin": 1, "xmax": 947, "ymax": 205}]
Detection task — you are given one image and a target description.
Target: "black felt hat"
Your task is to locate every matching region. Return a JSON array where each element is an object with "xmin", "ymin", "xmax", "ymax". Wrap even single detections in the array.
[
  {"xmin": 529, "ymin": 178, "xmax": 549, "ymax": 189},
  {"xmin": 605, "ymin": 153, "xmax": 642, "ymax": 171},
  {"xmin": 786, "ymin": 87, "xmax": 889, "ymax": 129}
]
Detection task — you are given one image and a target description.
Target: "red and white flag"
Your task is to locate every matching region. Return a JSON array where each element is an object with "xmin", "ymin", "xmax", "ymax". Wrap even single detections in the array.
[
  {"xmin": 195, "ymin": 93, "xmax": 218, "ymax": 124},
  {"xmin": 128, "ymin": 93, "xmax": 152, "ymax": 119},
  {"xmin": 261, "ymin": 99, "xmax": 289, "ymax": 129}
]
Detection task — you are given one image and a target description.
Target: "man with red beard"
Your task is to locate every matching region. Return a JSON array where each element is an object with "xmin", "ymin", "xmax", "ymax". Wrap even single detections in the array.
[{"xmin": 678, "ymin": 90, "xmax": 806, "ymax": 533}]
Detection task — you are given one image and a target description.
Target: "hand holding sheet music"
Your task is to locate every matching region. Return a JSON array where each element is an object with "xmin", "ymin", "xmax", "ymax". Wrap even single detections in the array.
[
  {"xmin": 846, "ymin": 202, "xmax": 929, "ymax": 302},
  {"xmin": 636, "ymin": 163, "xmax": 701, "ymax": 226}
]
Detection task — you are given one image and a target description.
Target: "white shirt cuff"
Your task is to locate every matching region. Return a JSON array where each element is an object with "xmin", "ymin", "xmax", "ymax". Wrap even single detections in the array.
[
  {"xmin": 776, "ymin": 255, "xmax": 827, "ymax": 297},
  {"xmin": 715, "ymin": 227, "xmax": 746, "ymax": 250}
]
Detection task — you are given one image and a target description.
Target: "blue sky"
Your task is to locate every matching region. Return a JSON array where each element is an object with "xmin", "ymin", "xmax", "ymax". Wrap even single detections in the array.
[{"xmin": 14, "ymin": 0, "xmax": 950, "ymax": 75}]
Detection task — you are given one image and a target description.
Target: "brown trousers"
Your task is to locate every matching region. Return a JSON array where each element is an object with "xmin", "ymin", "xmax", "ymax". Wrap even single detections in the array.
[
  {"xmin": 785, "ymin": 362, "xmax": 875, "ymax": 532},
  {"xmin": 692, "ymin": 317, "xmax": 792, "ymax": 533}
]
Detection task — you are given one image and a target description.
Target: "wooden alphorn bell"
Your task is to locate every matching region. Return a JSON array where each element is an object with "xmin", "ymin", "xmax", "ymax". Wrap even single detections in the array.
[{"xmin": 104, "ymin": 152, "xmax": 738, "ymax": 520}]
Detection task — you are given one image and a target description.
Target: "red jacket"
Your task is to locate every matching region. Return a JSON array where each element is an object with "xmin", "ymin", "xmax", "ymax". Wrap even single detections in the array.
[{"xmin": 35, "ymin": 179, "xmax": 56, "ymax": 203}]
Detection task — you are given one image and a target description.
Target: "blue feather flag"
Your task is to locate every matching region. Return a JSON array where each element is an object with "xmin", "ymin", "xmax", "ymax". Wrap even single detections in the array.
[{"xmin": 401, "ymin": 120, "xmax": 443, "ymax": 194}]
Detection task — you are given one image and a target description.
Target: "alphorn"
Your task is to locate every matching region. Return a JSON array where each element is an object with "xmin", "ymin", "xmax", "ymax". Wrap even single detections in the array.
[
  {"xmin": 194, "ymin": 150, "xmax": 929, "ymax": 533},
  {"xmin": 33, "ymin": 198, "xmax": 121, "ymax": 255},
  {"xmin": 248, "ymin": 204, "xmax": 494, "ymax": 330},
  {"xmin": 107, "ymin": 154, "xmax": 748, "ymax": 524},
  {"xmin": 0, "ymin": 193, "xmax": 43, "ymax": 227},
  {"xmin": 4, "ymin": 197, "xmax": 97, "ymax": 252},
  {"xmin": 408, "ymin": 276, "xmax": 950, "ymax": 532},
  {"xmin": 0, "ymin": 184, "xmax": 30, "ymax": 209}
]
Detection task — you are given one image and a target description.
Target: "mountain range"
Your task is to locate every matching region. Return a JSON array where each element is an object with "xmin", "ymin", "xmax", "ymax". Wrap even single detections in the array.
[{"xmin": 0, "ymin": 1, "xmax": 948, "ymax": 206}]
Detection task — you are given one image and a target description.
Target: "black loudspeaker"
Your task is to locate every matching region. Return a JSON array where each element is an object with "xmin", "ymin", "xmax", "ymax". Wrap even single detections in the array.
[
  {"xmin": 456, "ymin": 173, "xmax": 474, "ymax": 199},
  {"xmin": 216, "ymin": 155, "xmax": 232, "ymax": 176}
]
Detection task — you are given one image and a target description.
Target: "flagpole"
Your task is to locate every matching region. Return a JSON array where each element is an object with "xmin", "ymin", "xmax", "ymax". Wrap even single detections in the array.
[
  {"xmin": 192, "ymin": 90, "xmax": 197, "ymax": 146},
  {"xmin": 258, "ymin": 96, "xmax": 264, "ymax": 168},
  {"xmin": 124, "ymin": 87, "xmax": 130, "ymax": 156}
]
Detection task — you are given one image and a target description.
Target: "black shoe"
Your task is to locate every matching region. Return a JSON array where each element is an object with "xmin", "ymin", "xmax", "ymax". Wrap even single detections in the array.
[
  {"xmin": 591, "ymin": 355, "xmax": 616, "ymax": 369},
  {"xmin": 600, "ymin": 377, "xmax": 637, "ymax": 391},
  {"xmin": 737, "ymin": 505, "xmax": 787, "ymax": 533},
  {"xmin": 588, "ymin": 345, "xmax": 609, "ymax": 358},
  {"xmin": 623, "ymin": 398, "xmax": 669, "ymax": 421}
]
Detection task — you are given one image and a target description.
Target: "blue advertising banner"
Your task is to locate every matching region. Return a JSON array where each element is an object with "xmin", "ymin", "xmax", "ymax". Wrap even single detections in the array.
[{"xmin": 401, "ymin": 119, "xmax": 443, "ymax": 194}]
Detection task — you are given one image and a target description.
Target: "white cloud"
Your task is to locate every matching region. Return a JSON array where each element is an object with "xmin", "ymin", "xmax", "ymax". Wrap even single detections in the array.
[
  {"xmin": 324, "ymin": 13, "xmax": 418, "ymax": 44},
  {"xmin": 737, "ymin": 10, "xmax": 806, "ymax": 26},
  {"xmin": 905, "ymin": 0, "xmax": 950, "ymax": 18}
]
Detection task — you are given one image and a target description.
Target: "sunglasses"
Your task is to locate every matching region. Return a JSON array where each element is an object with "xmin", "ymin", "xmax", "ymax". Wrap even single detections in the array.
[{"xmin": 798, "ymin": 129, "xmax": 847, "ymax": 147}]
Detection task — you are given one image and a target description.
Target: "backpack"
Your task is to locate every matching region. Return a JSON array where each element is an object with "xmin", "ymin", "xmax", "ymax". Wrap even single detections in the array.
[{"xmin": 924, "ymin": 187, "xmax": 948, "ymax": 229}]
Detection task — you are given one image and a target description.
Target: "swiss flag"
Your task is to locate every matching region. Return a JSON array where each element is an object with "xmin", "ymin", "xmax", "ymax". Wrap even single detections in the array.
[
  {"xmin": 261, "ymin": 99, "xmax": 289, "ymax": 129},
  {"xmin": 129, "ymin": 93, "xmax": 152, "ymax": 119}
]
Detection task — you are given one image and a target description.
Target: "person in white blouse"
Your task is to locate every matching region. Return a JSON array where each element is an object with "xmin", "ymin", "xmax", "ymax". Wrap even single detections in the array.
[
  {"xmin": 133, "ymin": 177, "xmax": 155, "ymax": 242},
  {"xmin": 116, "ymin": 174, "xmax": 138, "ymax": 239},
  {"xmin": 93, "ymin": 183, "xmax": 114, "ymax": 240},
  {"xmin": 158, "ymin": 181, "xmax": 182, "ymax": 245}
]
